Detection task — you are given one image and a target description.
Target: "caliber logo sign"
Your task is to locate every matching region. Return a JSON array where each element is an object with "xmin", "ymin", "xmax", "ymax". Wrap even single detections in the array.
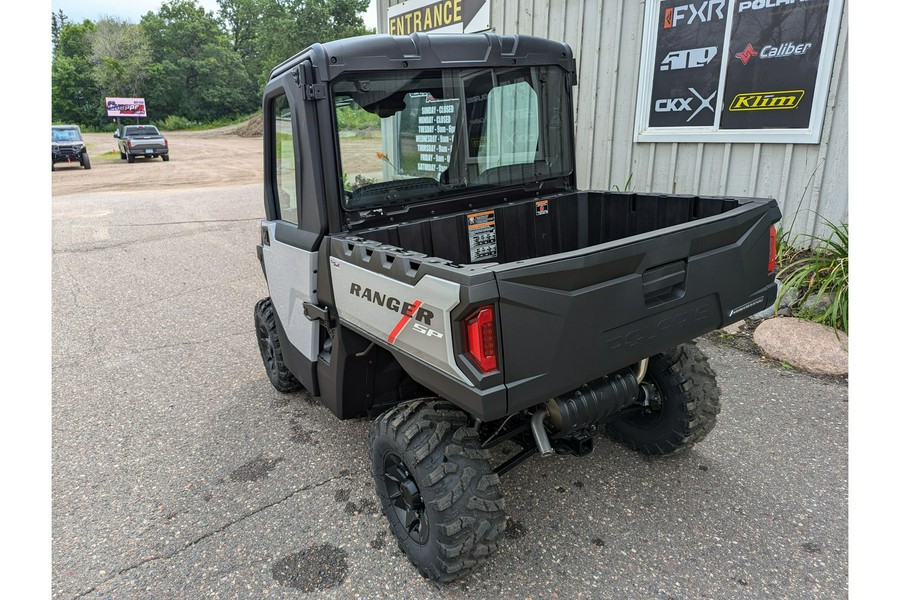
[
  {"xmin": 660, "ymin": 46, "xmax": 718, "ymax": 71},
  {"xmin": 734, "ymin": 43, "xmax": 759, "ymax": 65},
  {"xmin": 729, "ymin": 90, "xmax": 805, "ymax": 111},
  {"xmin": 655, "ymin": 88, "xmax": 717, "ymax": 122},
  {"xmin": 664, "ymin": 0, "xmax": 726, "ymax": 28},
  {"xmin": 735, "ymin": 41, "xmax": 812, "ymax": 64}
]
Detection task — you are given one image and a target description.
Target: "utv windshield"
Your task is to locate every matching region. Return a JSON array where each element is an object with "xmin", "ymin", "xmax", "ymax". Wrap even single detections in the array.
[
  {"xmin": 332, "ymin": 65, "xmax": 573, "ymax": 210},
  {"xmin": 52, "ymin": 128, "xmax": 82, "ymax": 142}
]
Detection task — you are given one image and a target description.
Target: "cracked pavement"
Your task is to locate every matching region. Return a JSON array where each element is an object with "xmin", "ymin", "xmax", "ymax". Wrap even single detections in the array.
[{"xmin": 52, "ymin": 183, "xmax": 848, "ymax": 599}]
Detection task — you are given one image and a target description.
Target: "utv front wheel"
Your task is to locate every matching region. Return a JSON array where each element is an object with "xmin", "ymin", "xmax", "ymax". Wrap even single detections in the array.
[
  {"xmin": 254, "ymin": 297, "xmax": 301, "ymax": 392},
  {"xmin": 80, "ymin": 152, "xmax": 91, "ymax": 169},
  {"xmin": 369, "ymin": 400, "xmax": 505, "ymax": 582},
  {"xmin": 606, "ymin": 342, "xmax": 720, "ymax": 455}
]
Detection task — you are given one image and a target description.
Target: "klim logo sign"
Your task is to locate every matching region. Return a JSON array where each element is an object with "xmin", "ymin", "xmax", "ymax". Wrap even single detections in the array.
[{"xmin": 729, "ymin": 90, "xmax": 805, "ymax": 111}]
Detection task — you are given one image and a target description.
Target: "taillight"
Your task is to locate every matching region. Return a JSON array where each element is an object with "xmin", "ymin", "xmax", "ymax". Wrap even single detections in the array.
[
  {"xmin": 127, "ymin": 140, "xmax": 132, "ymax": 149},
  {"xmin": 768, "ymin": 225, "xmax": 777, "ymax": 274},
  {"xmin": 464, "ymin": 306, "xmax": 498, "ymax": 373},
  {"xmin": 164, "ymin": 138, "xmax": 168, "ymax": 147}
]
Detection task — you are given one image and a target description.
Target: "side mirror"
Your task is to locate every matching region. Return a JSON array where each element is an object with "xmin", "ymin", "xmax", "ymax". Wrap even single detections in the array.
[{"xmin": 113, "ymin": 132, "xmax": 119, "ymax": 139}]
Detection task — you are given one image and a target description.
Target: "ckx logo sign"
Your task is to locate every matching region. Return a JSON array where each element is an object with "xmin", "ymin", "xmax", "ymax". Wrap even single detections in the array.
[
  {"xmin": 664, "ymin": 0, "xmax": 726, "ymax": 28},
  {"xmin": 655, "ymin": 88, "xmax": 717, "ymax": 122}
]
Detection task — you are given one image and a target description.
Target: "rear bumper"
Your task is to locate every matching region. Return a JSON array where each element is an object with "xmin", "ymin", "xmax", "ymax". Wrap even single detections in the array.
[{"xmin": 127, "ymin": 144, "xmax": 168, "ymax": 155}]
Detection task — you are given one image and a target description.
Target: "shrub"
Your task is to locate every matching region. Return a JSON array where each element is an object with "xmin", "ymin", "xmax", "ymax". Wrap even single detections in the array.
[
  {"xmin": 159, "ymin": 115, "xmax": 197, "ymax": 131},
  {"xmin": 775, "ymin": 217, "xmax": 848, "ymax": 333}
]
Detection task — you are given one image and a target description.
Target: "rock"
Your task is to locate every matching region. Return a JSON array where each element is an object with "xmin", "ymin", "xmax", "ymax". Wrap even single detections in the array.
[
  {"xmin": 720, "ymin": 321, "xmax": 743, "ymax": 335},
  {"xmin": 751, "ymin": 279, "xmax": 796, "ymax": 320},
  {"xmin": 752, "ymin": 317, "xmax": 848, "ymax": 376}
]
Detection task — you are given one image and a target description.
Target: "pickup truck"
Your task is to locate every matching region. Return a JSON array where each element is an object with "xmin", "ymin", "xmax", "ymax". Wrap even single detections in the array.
[
  {"xmin": 252, "ymin": 33, "xmax": 781, "ymax": 582},
  {"xmin": 114, "ymin": 124, "xmax": 169, "ymax": 163}
]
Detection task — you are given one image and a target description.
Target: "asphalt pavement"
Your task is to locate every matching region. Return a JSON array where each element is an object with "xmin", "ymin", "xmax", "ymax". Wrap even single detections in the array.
[{"xmin": 52, "ymin": 184, "xmax": 848, "ymax": 599}]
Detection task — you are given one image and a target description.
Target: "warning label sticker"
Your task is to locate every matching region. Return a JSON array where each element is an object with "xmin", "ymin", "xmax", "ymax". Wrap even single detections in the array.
[{"xmin": 467, "ymin": 210, "xmax": 497, "ymax": 262}]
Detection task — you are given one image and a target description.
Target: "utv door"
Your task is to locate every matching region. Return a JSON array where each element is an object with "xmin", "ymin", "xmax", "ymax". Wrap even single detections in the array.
[{"xmin": 258, "ymin": 69, "xmax": 329, "ymax": 394}]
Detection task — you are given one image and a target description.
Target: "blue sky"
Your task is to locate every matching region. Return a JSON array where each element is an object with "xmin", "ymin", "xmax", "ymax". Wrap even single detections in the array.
[{"xmin": 50, "ymin": 0, "xmax": 378, "ymax": 29}]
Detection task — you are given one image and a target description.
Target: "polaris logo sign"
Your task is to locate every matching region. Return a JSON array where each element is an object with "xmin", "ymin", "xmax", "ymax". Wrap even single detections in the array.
[
  {"xmin": 655, "ymin": 88, "xmax": 717, "ymax": 122},
  {"xmin": 738, "ymin": 0, "xmax": 812, "ymax": 12}
]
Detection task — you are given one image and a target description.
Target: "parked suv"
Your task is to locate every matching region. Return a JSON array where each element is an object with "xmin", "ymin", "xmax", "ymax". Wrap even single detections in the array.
[{"xmin": 52, "ymin": 125, "xmax": 90, "ymax": 171}]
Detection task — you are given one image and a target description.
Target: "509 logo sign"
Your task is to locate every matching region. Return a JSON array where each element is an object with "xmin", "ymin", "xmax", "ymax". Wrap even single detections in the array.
[
  {"xmin": 660, "ymin": 46, "xmax": 718, "ymax": 71},
  {"xmin": 729, "ymin": 90, "xmax": 805, "ymax": 111},
  {"xmin": 655, "ymin": 88, "xmax": 717, "ymax": 122}
]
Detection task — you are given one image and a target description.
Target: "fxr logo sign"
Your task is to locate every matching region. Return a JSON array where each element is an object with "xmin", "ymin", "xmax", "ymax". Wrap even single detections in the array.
[
  {"xmin": 664, "ymin": 0, "xmax": 726, "ymax": 28},
  {"xmin": 660, "ymin": 46, "xmax": 718, "ymax": 71},
  {"xmin": 729, "ymin": 90, "xmax": 805, "ymax": 111},
  {"xmin": 655, "ymin": 88, "xmax": 717, "ymax": 122}
]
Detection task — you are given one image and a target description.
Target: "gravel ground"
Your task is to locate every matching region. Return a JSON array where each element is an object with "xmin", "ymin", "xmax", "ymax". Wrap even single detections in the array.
[{"xmin": 50, "ymin": 179, "xmax": 849, "ymax": 599}]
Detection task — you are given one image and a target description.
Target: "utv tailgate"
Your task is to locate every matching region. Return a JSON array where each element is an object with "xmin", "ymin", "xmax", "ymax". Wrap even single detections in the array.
[{"xmin": 492, "ymin": 196, "xmax": 780, "ymax": 413}]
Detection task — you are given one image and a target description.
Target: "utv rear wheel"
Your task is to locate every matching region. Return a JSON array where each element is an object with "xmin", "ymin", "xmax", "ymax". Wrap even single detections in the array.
[
  {"xmin": 126, "ymin": 153, "xmax": 134, "ymax": 164},
  {"xmin": 606, "ymin": 342, "xmax": 720, "ymax": 455},
  {"xmin": 254, "ymin": 297, "xmax": 301, "ymax": 393},
  {"xmin": 369, "ymin": 400, "xmax": 505, "ymax": 582},
  {"xmin": 162, "ymin": 154, "xmax": 170, "ymax": 162}
]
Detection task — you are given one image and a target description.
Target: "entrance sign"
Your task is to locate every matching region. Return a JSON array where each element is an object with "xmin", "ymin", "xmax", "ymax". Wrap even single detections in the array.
[{"xmin": 387, "ymin": 0, "xmax": 490, "ymax": 35}]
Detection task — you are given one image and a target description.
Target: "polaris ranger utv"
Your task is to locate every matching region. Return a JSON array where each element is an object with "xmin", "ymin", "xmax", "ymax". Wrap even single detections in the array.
[{"xmin": 253, "ymin": 32, "xmax": 781, "ymax": 581}]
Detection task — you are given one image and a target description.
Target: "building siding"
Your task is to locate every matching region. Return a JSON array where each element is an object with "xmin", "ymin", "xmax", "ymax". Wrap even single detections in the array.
[{"xmin": 378, "ymin": 0, "xmax": 849, "ymax": 241}]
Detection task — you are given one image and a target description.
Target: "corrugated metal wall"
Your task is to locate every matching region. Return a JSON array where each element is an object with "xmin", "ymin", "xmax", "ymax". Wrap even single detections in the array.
[{"xmin": 377, "ymin": 0, "xmax": 849, "ymax": 240}]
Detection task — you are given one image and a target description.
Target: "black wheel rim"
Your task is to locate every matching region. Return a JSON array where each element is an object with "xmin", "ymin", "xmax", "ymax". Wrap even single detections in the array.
[{"xmin": 383, "ymin": 453, "xmax": 429, "ymax": 545}]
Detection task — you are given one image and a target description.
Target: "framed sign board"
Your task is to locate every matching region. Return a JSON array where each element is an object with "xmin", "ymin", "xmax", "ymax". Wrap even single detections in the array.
[{"xmin": 634, "ymin": 0, "xmax": 844, "ymax": 144}]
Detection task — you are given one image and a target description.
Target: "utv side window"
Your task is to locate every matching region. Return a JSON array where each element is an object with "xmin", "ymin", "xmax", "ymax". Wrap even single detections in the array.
[
  {"xmin": 481, "ymin": 81, "xmax": 539, "ymax": 169},
  {"xmin": 272, "ymin": 94, "xmax": 298, "ymax": 224}
]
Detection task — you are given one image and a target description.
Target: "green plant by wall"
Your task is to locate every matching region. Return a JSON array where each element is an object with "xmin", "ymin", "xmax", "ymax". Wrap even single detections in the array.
[{"xmin": 775, "ymin": 217, "xmax": 848, "ymax": 333}]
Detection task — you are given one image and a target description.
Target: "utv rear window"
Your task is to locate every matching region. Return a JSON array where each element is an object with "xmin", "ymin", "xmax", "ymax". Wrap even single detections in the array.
[{"xmin": 331, "ymin": 65, "xmax": 573, "ymax": 211}]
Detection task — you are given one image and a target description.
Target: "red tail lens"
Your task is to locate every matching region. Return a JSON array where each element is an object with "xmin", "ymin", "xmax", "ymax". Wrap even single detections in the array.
[
  {"xmin": 464, "ymin": 306, "xmax": 498, "ymax": 373},
  {"xmin": 768, "ymin": 225, "xmax": 777, "ymax": 274}
]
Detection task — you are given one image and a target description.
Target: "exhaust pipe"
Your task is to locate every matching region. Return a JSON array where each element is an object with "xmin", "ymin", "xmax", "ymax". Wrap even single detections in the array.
[{"xmin": 530, "ymin": 408, "xmax": 554, "ymax": 457}]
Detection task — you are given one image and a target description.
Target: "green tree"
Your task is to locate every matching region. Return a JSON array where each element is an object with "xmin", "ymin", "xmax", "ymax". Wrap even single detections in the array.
[
  {"xmin": 89, "ymin": 18, "xmax": 152, "ymax": 97},
  {"xmin": 218, "ymin": 0, "xmax": 372, "ymax": 92},
  {"xmin": 51, "ymin": 9, "xmax": 70, "ymax": 51},
  {"xmin": 52, "ymin": 21, "xmax": 104, "ymax": 126},
  {"xmin": 141, "ymin": 0, "xmax": 256, "ymax": 121}
]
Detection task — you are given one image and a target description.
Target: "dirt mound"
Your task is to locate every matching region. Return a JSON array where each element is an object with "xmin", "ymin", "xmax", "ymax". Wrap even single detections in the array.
[{"xmin": 232, "ymin": 114, "xmax": 263, "ymax": 137}]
